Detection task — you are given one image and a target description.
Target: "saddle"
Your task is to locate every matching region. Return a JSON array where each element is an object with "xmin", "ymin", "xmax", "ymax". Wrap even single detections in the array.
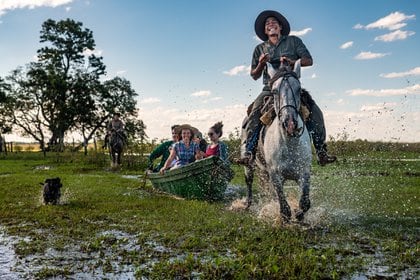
[{"xmin": 258, "ymin": 90, "xmax": 311, "ymax": 127}]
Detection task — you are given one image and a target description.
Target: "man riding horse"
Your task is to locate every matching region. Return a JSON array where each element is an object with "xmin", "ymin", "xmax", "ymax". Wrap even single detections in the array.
[
  {"xmin": 103, "ymin": 112, "xmax": 127, "ymax": 149},
  {"xmin": 236, "ymin": 10, "xmax": 337, "ymax": 166}
]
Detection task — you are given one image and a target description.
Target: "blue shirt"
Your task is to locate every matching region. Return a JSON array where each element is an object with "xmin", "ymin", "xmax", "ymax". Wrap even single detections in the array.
[{"xmin": 173, "ymin": 140, "xmax": 199, "ymax": 166}]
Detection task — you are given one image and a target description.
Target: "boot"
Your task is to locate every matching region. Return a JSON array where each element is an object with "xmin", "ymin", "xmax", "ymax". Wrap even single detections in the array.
[
  {"xmin": 234, "ymin": 151, "xmax": 253, "ymax": 165},
  {"xmin": 317, "ymin": 151, "xmax": 337, "ymax": 166}
]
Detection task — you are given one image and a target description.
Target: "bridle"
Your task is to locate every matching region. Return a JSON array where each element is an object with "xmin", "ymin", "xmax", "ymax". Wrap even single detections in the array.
[{"xmin": 271, "ymin": 71, "xmax": 305, "ymax": 138}]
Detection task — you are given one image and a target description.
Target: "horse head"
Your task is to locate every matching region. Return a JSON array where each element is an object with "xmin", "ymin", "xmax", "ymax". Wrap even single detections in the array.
[{"xmin": 267, "ymin": 61, "xmax": 303, "ymax": 137}]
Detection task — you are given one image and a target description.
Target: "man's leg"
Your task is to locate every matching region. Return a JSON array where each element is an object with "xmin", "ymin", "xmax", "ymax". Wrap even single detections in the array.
[
  {"xmin": 236, "ymin": 88, "xmax": 271, "ymax": 165},
  {"xmin": 302, "ymin": 90, "xmax": 337, "ymax": 166}
]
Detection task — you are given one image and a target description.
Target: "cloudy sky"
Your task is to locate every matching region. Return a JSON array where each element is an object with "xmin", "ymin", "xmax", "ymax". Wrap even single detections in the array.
[{"xmin": 0, "ymin": 0, "xmax": 419, "ymax": 142}]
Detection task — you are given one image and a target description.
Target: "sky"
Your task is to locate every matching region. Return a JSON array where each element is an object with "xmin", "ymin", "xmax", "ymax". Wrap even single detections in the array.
[{"xmin": 0, "ymin": 0, "xmax": 419, "ymax": 143}]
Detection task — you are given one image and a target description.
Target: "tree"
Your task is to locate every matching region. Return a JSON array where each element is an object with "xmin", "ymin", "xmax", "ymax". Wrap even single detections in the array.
[
  {"xmin": 77, "ymin": 76, "xmax": 141, "ymax": 155},
  {"xmin": 3, "ymin": 18, "xmax": 141, "ymax": 152},
  {"xmin": 37, "ymin": 18, "xmax": 105, "ymax": 151},
  {"xmin": 0, "ymin": 77, "xmax": 12, "ymax": 134}
]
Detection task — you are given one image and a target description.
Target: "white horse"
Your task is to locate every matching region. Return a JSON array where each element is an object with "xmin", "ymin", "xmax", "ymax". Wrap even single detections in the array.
[{"xmin": 244, "ymin": 60, "xmax": 312, "ymax": 222}]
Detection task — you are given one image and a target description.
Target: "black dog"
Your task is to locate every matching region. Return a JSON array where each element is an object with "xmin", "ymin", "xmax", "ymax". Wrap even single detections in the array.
[{"xmin": 42, "ymin": 177, "xmax": 62, "ymax": 205}]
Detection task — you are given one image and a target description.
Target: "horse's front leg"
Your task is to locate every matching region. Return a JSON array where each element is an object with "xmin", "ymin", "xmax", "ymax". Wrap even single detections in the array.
[
  {"xmin": 244, "ymin": 165, "xmax": 255, "ymax": 208},
  {"xmin": 117, "ymin": 151, "xmax": 122, "ymax": 165},
  {"xmin": 110, "ymin": 150, "xmax": 116, "ymax": 167},
  {"xmin": 296, "ymin": 172, "xmax": 311, "ymax": 221},
  {"xmin": 270, "ymin": 171, "xmax": 291, "ymax": 223}
]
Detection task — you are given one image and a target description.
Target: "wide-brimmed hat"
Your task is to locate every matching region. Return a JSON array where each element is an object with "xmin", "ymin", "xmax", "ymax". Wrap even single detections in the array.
[
  {"xmin": 177, "ymin": 124, "xmax": 199, "ymax": 136},
  {"xmin": 255, "ymin": 10, "xmax": 290, "ymax": 41}
]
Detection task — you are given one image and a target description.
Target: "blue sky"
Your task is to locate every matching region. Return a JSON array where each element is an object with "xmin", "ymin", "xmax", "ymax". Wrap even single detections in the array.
[{"xmin": 0, "ymin": 0, "xmax": 419, "ymax": 142}]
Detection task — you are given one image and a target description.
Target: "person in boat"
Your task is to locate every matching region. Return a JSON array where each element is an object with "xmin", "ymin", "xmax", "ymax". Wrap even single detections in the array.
[
  {"xmin": 203, "ymin": 121, "xmax": 230, "ymax": 165},
  {"xmin": 193, "ymin": 131, "xmax": 208, "ymax": 153},
  {"xmin": 159, "ymin": 124, "xmax": 203, "ymax": 174},
  {"xmin": 147, "ymin": 125, "xmax": 180, "ymax": 173},
  {"xmin": 235, "ymin": 10, "xmax": 337, "ymax": 166}
]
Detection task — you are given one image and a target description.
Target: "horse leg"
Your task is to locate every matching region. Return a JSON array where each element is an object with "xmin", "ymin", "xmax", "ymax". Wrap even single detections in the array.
[
  {"xmin": 117, "ymin": 151, "xmax": 122, "ymax": 165},
  {"xmin": 270, "ymin": 173, "xmax": 291, "ymax": 223},
  {"xmin": 111, "ymin": 150, "xmax": 116, "ymax": 167},
  {"xmin": 245, "ymin": 165, "xmax": 255, "ymax": 208},
  {"xmin": 296, "ymin": 172, "xmax": 311, "ymax": 221}
]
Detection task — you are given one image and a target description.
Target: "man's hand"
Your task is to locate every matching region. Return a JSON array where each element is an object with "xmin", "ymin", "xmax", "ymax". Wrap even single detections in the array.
[
  {"xmin": 259, "ymin": 53, "xmax": 270, "ymax": 65},
  {"xmin": 251, "ymin": 53, "xmax": 270, "ymax": 80},
  {"xmin": 281, "ymin": 56, "xmax": 295, "ymax": 67}
]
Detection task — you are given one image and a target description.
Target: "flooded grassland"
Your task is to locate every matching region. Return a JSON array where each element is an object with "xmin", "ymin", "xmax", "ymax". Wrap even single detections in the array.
[{"xmin": 0, "ymin": 151, "xmax": 419, "ymax": 279}]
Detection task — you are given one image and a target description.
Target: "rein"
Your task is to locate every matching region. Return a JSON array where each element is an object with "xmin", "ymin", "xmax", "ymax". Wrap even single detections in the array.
[{"xmin": 272, "ymin": 72, "xmax": 305, "ymax": 138}]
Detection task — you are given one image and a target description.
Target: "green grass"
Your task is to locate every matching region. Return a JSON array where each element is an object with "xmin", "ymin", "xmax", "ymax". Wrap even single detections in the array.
[{"xmin": 0, "ymin": 150, "xmax": 419, "ymax": 279}]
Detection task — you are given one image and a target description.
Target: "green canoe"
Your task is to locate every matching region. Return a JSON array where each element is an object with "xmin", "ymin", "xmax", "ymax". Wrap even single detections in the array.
[{"xmin": 147, "ymin": 156, "xmax": 234, "ymax": 201}]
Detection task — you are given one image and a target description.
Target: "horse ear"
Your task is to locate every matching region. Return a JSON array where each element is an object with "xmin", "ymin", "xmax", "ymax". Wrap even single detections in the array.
[
  {"xmin": 293, "ymin": 59, "xmax": 301, "ymax": 79},
  {"xmin": 266, "ymin": 62, "xmax": 276, "ymax": 79}
]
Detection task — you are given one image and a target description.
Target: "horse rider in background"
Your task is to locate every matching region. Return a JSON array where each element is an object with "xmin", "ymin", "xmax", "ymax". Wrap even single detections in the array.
[
  {"xmin": 103, "ymin": 112, "xmax": 126, "ymax": 148},
  {"xmin": 235, "ymin": 10, "xmax": 337, "ymax": 166}
]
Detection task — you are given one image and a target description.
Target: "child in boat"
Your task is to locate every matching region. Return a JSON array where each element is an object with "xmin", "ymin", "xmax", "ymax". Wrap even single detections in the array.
[
  {"xmin": 204, "ymin": 122, "xmax": 229, "ymax": 165},
  {"xmin": 159, "ymin": 124, "xmax": 203, "ymax": 174}
]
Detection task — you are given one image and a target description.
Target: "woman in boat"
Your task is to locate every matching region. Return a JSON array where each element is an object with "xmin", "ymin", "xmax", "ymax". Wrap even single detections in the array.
[
  {"xmin": 159, "ymin": 124, "xmax": 202, "ymax": 174},
  {"xmin": 204, "ymin": 121, "xmax": 229, "ymax": 165}
]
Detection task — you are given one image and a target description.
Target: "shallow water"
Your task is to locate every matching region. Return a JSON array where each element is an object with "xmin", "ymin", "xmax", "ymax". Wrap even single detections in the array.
[{"xmin": 0, "ymin": 228, "xmax": 21, "ymax": 279}]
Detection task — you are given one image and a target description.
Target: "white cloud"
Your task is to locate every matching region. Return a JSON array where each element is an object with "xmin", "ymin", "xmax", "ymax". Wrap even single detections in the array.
[
  {"xmin": 83, "ymin": 48, "xmax": 103, "ymax": 57},
  {"xmin": 191, "ymin": 90, "xmax": 211, "ymax": 97},
  {"xmin": 355, "ymin": 11, "xmax": 415, "ymax": 31},
  {"xmin": 140, "ymin": 97, "xmax": 161, "ymax": 104},
  {"xmin": 139, "ymin": 104, "xmax": 247, "ymax": 140},
  {"xmin": 290, "ymin": 28, "xmax": 312, "ymax": 36},
  {"xmin": 336, "ymin": 98, "xmax": 346, "ymax": 105},
  {"xmin": 116, "ymin": 70, "xmax": 127, "ymax": 76},
  {"xmin": 340, "ymin": 41, "xmax": 353, "ymax": 49},
  {"xmin": 65, "ymin": 6, "xmax": 71, "ymax": 12},
  {"xmin": 0, "ymin": 0, "xmax": 73, "ymax": 16},
  {"xmin": 223, "ymin": 65, "xmax": 250, "ymax": 76},
  {"xmin": 354, "ymin": 51, "xmax": 390, "ymax": 60},
  {"xmin": 323, "ymin": 108, "xmax": 420, "ymax": 142},
  {"xmin": 380, "ymin": 67, "xmax": 420, "ymax": 78},
  {"xmin": 375, "ymin": 29, "xmax": 415, "ymax": 42},
  {"xmin": 360, "ymin": 102, "xmax": 397, "ymax": 111},
  {"xmin": 202, "ymin": 97, "xmax": 222, "ymax": 104},
  {"xmin": 353, "ymin": 23, "xmax": 364, "ymax": 29},
  {"xmin": 347, "ymin": 84, "xmax": 420, "ymax": 97},
  {"xmin": 139, "ymin": 102, "xmax": 419, "ymax": 142}
]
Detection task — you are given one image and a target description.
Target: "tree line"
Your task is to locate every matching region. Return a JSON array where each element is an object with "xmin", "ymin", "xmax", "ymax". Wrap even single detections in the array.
[{"xmin": 0, "ymin": 18, "xmax": 146, "ymax": 154}]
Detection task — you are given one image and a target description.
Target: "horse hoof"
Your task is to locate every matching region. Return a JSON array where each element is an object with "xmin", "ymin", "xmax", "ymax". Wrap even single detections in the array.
[
  {"xmin": 281, "ymin": 213, "xmax": 291, "ymax": 224},
  {"xmin": 295, "ymin": 210, "xmax": 305, "ymax": 222},
  {"xmin": 246, "ymin": 199, "xmax": 252, "ymax": 209},
  {"xmin": 299, "ymin": 197, "xmax": 311, "ymax": 213}
]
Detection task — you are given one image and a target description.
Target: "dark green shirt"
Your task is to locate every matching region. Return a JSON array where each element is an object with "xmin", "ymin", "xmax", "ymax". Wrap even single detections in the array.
[
  {"xmin": 251, "ymin": 35, "xmax": 312, "ymax": 85},
  {"xmin": 148, "ymin": 140, "xmax": 174, "ymax": 171}
]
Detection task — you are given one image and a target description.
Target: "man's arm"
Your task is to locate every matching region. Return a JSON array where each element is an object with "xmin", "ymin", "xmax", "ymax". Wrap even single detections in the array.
[
  {"xmin": 300, "ymin": 56, "xmax": 313, "ymax": 67},
  {"xmin": 251, "ymin": 53, "xmax": 270, "ymax": 80}
]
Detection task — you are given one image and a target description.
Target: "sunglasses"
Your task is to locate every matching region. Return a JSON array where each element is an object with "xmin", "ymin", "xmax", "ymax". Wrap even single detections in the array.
[{"xmin": 208, "ymin": 132, "xmax": 214, "ymax": 136}]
